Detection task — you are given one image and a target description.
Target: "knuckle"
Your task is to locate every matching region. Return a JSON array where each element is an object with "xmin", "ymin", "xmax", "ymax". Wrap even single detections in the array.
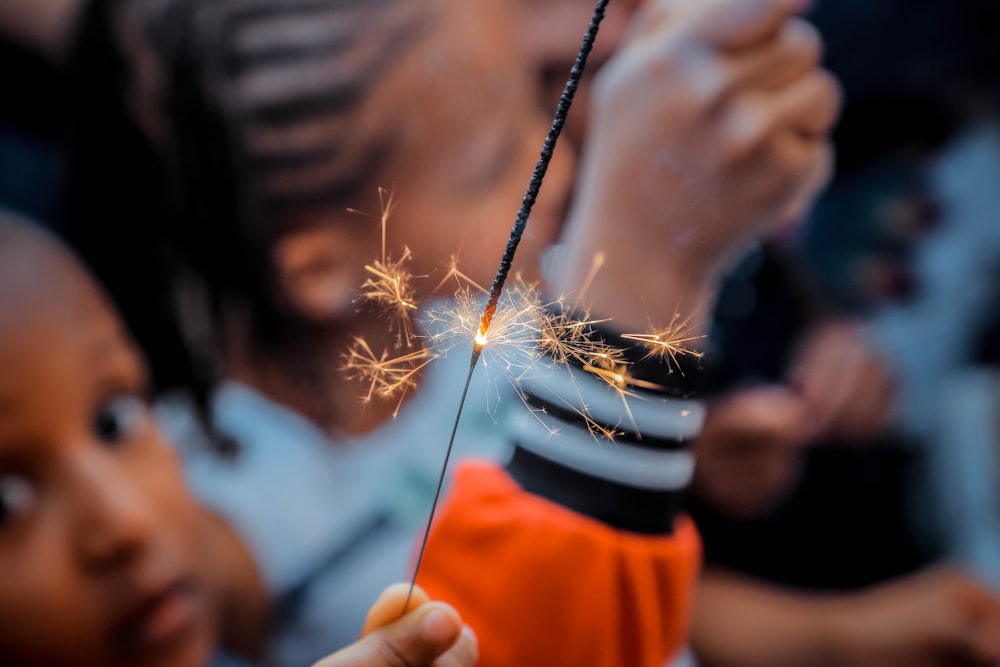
[
  {"xmin": 784, "ymin": 18, "xmax": 823, "ymax": 68},
  {"xmin": 690, "ymin": 65, "xmax": 727, "ymax": 110},
  {"xmin": 647, "ymin": 42, "xmax": 719, "ymax": 112},
  {"xmin": 820, "ymin": 69, "xmax": 845, "ymax": 116},
  {"xmin": 721, "ymin": 101, "xmax": 769, "ymax": 162},
  {"xmin": 807, "ymin": 70, "xmax": 844, "ymax": 131},
  {"xmin": 376, "ymin": 638, "xmax": 414, "ymax": 667}
]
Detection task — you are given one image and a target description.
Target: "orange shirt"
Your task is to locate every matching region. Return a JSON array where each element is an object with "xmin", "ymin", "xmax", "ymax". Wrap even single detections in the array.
[{"xmin": 417, "ymin": 460, "xmax": 702, "ymax": 667}]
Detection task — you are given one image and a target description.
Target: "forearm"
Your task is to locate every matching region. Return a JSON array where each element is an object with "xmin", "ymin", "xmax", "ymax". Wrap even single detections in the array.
[
  {"xmin": 691, "ymin": 568, "xmax": 853, "ymax": 667},
  {"xmin": 549, "ymin": 179, "xmax": 724, "ymax": 337}
]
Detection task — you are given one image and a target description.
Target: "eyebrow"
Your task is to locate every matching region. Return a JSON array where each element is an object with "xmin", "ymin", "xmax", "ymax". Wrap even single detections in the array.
[{"xmin": 88, "ymin": 331, "xmax": 153, "ymax": 392}]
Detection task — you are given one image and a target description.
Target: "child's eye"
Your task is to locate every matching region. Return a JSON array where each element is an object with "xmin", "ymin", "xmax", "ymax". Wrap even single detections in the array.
[
  {"xmin": 0, "ymin": 476, "xmax": 35, "ymax": 527},
  {"xmin": 92, "ymin": 395, "xmax": 149, "ymax": 446}
]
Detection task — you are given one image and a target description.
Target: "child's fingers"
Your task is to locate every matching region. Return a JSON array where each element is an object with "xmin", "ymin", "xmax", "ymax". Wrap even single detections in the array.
[
  {"xmin": 727, "ymin": 17, "xmax": 821, "ymax": 91},
  {"xmin": 312, "ymin": 601, "xmax": 469, "ymax": 667},
  {"xmin": 773, "ymin": 134, "xmax": 833, "ymax": 224},
  {"xmin": 763, "ymin": 68, "xmax": 842, "ymax": 137},
  {"xmin": 718, "ymin": 69, "xmax": 838, "ymax": 167},
  {"xmin": 624, "ymin": 0, "xmax": 674, "ymax": 43},
  {"xmin": 368, "ymin": 602, "xmax": 465, "ymax": 666},
  {"xmin": 429, "ymin": 626, "xmax": 479, "ymax": 667},
  {"xmin": 689, "ymin": 0, "xmax": 797, "ymax": 51},
  {"xmin": 361, "ymin": 583, "xmax": 431, "ymax": 636}
]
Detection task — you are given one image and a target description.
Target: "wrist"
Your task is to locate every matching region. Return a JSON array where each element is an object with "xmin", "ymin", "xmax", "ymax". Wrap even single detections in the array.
[
  {"xmin": 550, "ymin": 179, "xmax": 747, "ymax": 333},
  {"xmin": 543, "ymin": 233, "xmax": 719, "ymax": 336},
  {"xmin": 807, "ymin": 596, "xmax": 867, "ymax": 667}
]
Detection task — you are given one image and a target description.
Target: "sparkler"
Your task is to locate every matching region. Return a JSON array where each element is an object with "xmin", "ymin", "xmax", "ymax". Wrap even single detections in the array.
[
  {"xmin": 404, "ymin": 0, "xmax": 612, "ymax": 609},
  {"xmin": 622, "ymin": 310, "xmax": 706, "ymax": 370},
  {"xmin": 345, "ymin": 210, "xmax": 706, "ymax": 604},
  {"xmin": 338, "ymin": 0, "xmax": 708, "ymax": 612},
  {"xmin": 342, "ymin": 337, "xmax": 433, "ymax": 416}
]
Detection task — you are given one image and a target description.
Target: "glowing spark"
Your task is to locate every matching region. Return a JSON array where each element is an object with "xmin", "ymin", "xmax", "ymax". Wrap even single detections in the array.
[
  {"xmin": 583, "ymin": 364, "xmax": 626, "ymax": 389},
  {"xmin": 348, "ymin": 189, "xmax": 425, "ymax": 349},
  {"xmin": 348, "ymin": 186, "xmax": 396, "ymax": 261},
  {"xmin": 621, "ymin": 311, "xmax": 705, "ymax": 371},
  {"xmin": 475, "ymin": 329, "xmax": 489, "ymax": 347},
  {"xmin": 342, "ymin": 337, "xmax": 435, "ymax": 416},
  {"xmin": 574, "ymin": 252, "xmax": 606, "ymax": 311},
  {"xmin": 434, "ymin": 255, "xmax": 487, "ymax": 295},
  {"xmin": 359, "ymin": 251, "xmax": 421, "ymax": 348}
]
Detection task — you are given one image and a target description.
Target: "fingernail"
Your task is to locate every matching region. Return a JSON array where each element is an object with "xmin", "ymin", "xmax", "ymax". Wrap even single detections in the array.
[{"xmin": 420, "ymin": 608, "xmax": 457, "ymax": 643}]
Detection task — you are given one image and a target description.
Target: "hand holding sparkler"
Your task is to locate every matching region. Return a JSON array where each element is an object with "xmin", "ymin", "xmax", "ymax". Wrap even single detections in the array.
[
  {"xmin": 553, "ymin": 0, "xmax": 841, "ymax": 332},
  {"xmin": 311, "ymin": 584, "xmax": 478, "ymax": 667},
  {"xmin": 406, "ymin": 3, "xmax": 842, "ymax": 665}
]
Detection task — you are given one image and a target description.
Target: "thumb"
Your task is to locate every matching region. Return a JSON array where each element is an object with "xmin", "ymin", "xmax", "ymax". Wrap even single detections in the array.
[
  {"xmin": 312, "ymin": 601, "xmax": 469, "ymax": 667},
  {"xmin": 362, "ymin": 583, "xmax": 431, "ymax": 636}
]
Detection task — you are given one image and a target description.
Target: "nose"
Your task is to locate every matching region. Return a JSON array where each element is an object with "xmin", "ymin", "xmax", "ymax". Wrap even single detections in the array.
[{"xmin": 68, "ymin": 448, "xmax": 156, "ymax": 570}]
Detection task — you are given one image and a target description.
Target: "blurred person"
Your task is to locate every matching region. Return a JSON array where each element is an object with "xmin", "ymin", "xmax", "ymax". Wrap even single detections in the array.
[
  {"xmin": 2, "ymin": 0, "xmax": 841, "ymax": 663},
  {"xmin": 121, "ymin": 0, "xmax": 836, "ymax": 664},
  {"xmin": 876, "ymin": 100, "xmax": 1000, "ymax": 600},
  {"xmin": 416, "ymin": 0, "xmax": 840, "ymax": 665},
  {"xmin": 926, "ymin": 300, "xmax": 1000, "ymax": 593},
  {"xmin": 0, "ymin": 0, "xmax": 204, "ymax": 411},
  {"xmin": 123, "ymin": 0, "xmax": 576, "ymax": 660},
  {"xmin": 684, "ymin": 0, "xmax": 1000, "ymax": 664},
  {"xmin": 531, "ymin": 2, "xmax": 1000, "ymax": 666},
  {"xmin": 508, "ymin": 0, "xmax": 937, "ymax": 664},
  {"xmin": 688, "ymin": 276, "xmax": 1000, "ymax": 666},
  {"xmin": 0, "ymin": 209, "xmax": 479, "ymax": 667}
]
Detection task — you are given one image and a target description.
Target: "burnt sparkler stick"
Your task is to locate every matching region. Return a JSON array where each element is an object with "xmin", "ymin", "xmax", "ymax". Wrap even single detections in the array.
[
  {"xmin": 405, "ymin": 0, "xmax": 611, "ymax": 610},
  {"xmin": 477, "ymin": 0, "xmax": 610, "ymax": 338}
]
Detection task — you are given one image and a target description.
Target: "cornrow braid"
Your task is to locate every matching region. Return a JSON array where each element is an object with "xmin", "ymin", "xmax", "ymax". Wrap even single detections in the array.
[
  {"xmin": 184, "ymin": 0, "xmax": 432, "ymax": 223},
  {"xmin": 136, "ymin": 0, "xmax": 434, "ymax": 228}
]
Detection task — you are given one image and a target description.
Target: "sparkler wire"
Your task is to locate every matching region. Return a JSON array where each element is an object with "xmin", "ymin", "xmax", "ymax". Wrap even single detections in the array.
[
  {"xmin": 477, "ymin": 0, "xmax": 610, "ymax": 336},
  {"xmin": 405, "ymin": 0, "xmax": 612, "ymax": 609},
  {"xmin": 405, "ymin": 347, "xmax": 481, "ymax": 611}
]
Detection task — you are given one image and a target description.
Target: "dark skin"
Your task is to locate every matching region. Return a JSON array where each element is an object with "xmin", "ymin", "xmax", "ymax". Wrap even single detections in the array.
[
  {"xmin": 0, "ymin": 224, "xmax": 237, "ymax": 667},
  {"xmin": 0, "ymin": 217, "xmax": 477, "ymax": 666}
]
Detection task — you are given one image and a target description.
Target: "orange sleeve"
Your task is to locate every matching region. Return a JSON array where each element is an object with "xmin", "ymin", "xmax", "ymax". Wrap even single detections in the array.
[{"xmin": 417, "ymin": 460, "xmax": 702, "ymax": 667}]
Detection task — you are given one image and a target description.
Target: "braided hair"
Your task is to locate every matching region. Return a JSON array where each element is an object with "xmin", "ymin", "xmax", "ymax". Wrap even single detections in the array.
[{"xmin": 126, "ymin": 0, "xmax": 438, "ymax": 429}]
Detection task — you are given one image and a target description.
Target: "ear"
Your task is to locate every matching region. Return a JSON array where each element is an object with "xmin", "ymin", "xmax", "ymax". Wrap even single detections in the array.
[{"xmin": 272, "ymin": 224, "xmax": 368, "ymax": 322}]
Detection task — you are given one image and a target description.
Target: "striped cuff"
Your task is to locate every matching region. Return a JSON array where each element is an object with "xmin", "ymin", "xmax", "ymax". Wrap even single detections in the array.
[
  {"xmin": 507, "ymin": 357, "xmax": 702, "ymax": 491},
  {"xmin": 499, "ymin": 299, "xmax": 706, "ymax": 531}
]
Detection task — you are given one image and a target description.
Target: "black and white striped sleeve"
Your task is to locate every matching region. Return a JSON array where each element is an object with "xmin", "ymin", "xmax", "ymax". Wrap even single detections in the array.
[{"xmin": 502, "ymin": 311, "xmax": 704, "ymax": 534}]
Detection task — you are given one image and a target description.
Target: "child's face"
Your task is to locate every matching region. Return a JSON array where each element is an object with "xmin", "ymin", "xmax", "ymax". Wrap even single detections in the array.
[
  {"xmin": 267, "ymin": 0, "xmax": 578, "ymax": 319},
  {"xmin": 0, "ymin": 230, "xmax": 217, "ymax": 667},
  {"xmin": 367, "ymin": 0, "xmax": 577, "ymax": 291}
]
